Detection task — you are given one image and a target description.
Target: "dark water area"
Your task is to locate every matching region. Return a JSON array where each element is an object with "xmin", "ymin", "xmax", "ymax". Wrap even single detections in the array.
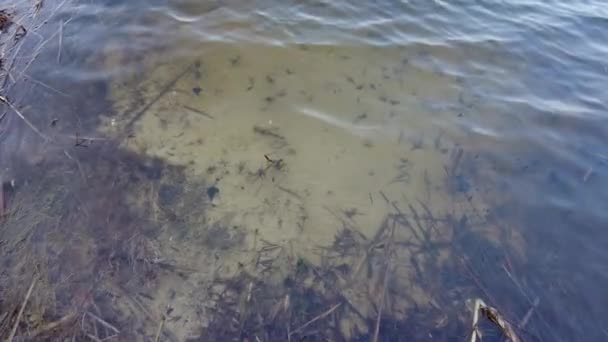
[{"xmin": 1, "ymin": 0, "xmax": 607, "ymax": 341}]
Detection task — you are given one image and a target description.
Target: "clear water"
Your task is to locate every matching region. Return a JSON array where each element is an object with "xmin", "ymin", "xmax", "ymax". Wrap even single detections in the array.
[{"xmin": 1, "ymin": 0, "xmax": 607, "ymax": 340}]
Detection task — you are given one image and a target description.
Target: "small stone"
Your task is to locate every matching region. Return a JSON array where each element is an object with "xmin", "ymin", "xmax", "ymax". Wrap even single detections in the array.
[{"xmin": 207, "ymin": 186, "xmax": 219, "ymax": 201}]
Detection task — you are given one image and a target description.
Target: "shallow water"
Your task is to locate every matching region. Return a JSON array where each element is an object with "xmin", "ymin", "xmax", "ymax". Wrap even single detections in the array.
[{"xmin": 1, "ymin": 0, "xmax": 608, "ymax": 341}]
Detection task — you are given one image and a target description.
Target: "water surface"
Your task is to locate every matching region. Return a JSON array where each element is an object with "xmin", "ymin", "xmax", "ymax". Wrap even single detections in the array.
[{"xmin": 1, "ymin": 0, "xmax": 607, "ymax": 340}]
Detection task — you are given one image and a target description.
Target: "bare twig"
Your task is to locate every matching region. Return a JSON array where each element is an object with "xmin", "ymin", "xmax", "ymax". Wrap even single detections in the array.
[
  {"xmin": 124, "ymin": 64, "xmax": 193, "ymax": 133},
  {"xmin": 289, "ymin": 303, "xmax": 341, "ymax": 337},
  {"xmin": 462, "ymin": 257, "xmax": 498, "ymax": 308},
  {"xmin": 16, "ymin": 16, "xmax": 74, "ymax": 81},
  {"xmin": 373, "ymin": 218, "xmax": 396, "ymax": 342},
  {"xmin": 153, "ymin": 313, "xmax": 165, "ymax": 342},
  {"xmin": 502, "ymin": 264, "xmax": 556, "ymax": 338},
  {"xmin": 8, "ymin": 276, "xmax": 38, "ymax": 341},
  {"xmin": 0, "ymin": 95, "xmax": 49, "ymax": 140},
  {"xmin": 57, "ymin": 20, "xmax": 63, "ymax": 63},
  {"xmin": 0, "ymin": 176, "xmax": 5, "ymax": 217},
  {"xmin": 182, "ymin": 105, "xmax": 214, "ymax": 120},
  {"xmin": 373, "ymin": 262, "xmax": 390, "ymax": 342},
  {"xmin": 86, "ymin": 333, "xmax": 101, "ymax": 342},
  {"xmin": 64, "ymin": 150, "xmax": 86, "ymax": 180},
  {"xmin": 29, "ymin": 312, "xmax": 77, "ymax": 338},
  {"xmin": 23, "ymin": 74, "xmax": 71, "ymax": 97},
  {"xmin": 519, "ymin": 297, "xmax": 540, "ymax": 329},
  {"xmin": 86, "ymin": 312, "xmax": 119, "ymax": 335},
  {"xmin": 378, "ymin": 191, "xmax": 423, "ymax": 244}
]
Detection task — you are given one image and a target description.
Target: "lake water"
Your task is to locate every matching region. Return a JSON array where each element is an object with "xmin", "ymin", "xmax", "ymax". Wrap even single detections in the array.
[{"xmin": 1, "ymin": 0, "xmax": 607, "ymax": 341}]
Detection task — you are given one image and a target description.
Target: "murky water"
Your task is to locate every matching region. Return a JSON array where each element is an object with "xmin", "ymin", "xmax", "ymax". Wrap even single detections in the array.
[{"xmin": 1, "ymin": 0, "xmax": 607, "ymax": 341}]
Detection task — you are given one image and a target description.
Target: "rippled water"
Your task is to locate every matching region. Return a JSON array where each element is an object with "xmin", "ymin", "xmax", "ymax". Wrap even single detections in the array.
[{"xmin": 1, "ymin": 0, "xmax": 607, "ymax": 340}]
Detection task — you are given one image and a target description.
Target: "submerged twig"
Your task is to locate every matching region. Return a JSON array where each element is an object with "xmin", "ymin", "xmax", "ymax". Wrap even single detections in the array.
[
  {"xmin": 23, "ymin": 74, "xmax": 71, "ymax": 97},
  {"xmin": 0, "ymin": 176, "xmax": 5, "ymax": 217},
  {"xmin": 29, "ymin": 312, "xmax": 76, "ymax": 338},
  {"xmin": 182, "ymin": 105, "xmax": 214, "ymax": 120},
  {"xmin": 16, "ymin": 16, "xmax": 74, "ymax": 81},
  {"xmin": 8, "ymin": 276, "xmax": 38, "ymax": 341},
  {"xmin": 124, "ymin": 64, "xmax": 193, "ymax": 132},
  {"xmin": 253, "ymin": 125, "xmax": 285, "ymax": 140},
  {"xmin": 86, "ymin": 333, "xmax": 101, "ymax": 342},
  {"xmin": 373, "ymin": 271, "xmax": 389, "ymax": 342},
  {"xmin": 350, "ymin": 217, "xmax": 389, "ymax": 281},
  {"xmin": 86, "ymin": 312, "xmax": 119, "ymax": 335},
  {"xmin": 276, "ymin": 185, "xmax": 301, "ymax": 199},
  {"xmin": 153, "ymin": 312, "xmax": 166, "ymax": 342},
  {"xmin": 373, "ymin": 218, "xmax": 396, "ymax": 342},
  {"xmin": 289, "ymin": 302, "xmax": 341, "ymax": 337},
  {"xmin": 519, "ymin": 297, "xmax": 540, "ymax": 329},
  {"xmin": 57, "ymin": 20, "xmax": 63, "ymax": 63},
  {"xmin": 379, "ymin": 191, "xmax": 424, "ymax": 244},
  {"xmin": 0, "ymin": 95, "xmax": 49, "ymax": 140}
]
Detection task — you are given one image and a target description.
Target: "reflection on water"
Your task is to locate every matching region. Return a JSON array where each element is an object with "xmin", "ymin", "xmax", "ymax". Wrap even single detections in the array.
[{"xmin": 1, "ymin": 0, "xmax": 607, "ymax": 340}]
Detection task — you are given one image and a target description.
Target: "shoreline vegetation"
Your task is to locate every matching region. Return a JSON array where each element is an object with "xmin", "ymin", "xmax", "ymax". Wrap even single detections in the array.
[{"xmin": 0, "ymin": 1, "xmax": 554, "ymax": 341}]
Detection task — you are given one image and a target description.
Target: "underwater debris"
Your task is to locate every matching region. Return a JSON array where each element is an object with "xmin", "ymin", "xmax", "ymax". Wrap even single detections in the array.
[
  {"xmin": 206, "ymin": 185, "xmax": 219, "ymax": 201},
  {"xmin": 390, "ymin": 157, "xmax": 411, "ymax": 184},
  {"xmin": 410, "ymin": 136, "xmax": 424, "ymax": 151},
  {"xmin": 125, "ymin": 63, "xmax": 194, "ymax": 132},
  {"xmin": 183, "ymin": 105, "xmax": 214, "ymax": 120},
  {"xmin": 229, "ymin": 55, "xmax": 240, "ymax": 67},
  {"xmin": 0, "ymin": 95, "xmax": 49, "ymax": 141},
  {"xmin": 0, "ymin": 9, "xmax": 13, "ymax": 31},
  {"xmin": 7, "ymin": 275, "xmax": 37, "ymax": 341},
  {"xmin": 0, "ymin": 140, "xmax": 196, "ymax": 340},
  {"xmin": 264, "ymin": 154, "xmax": 284, "ymax": 170},
  {"xmin": 469, "ymin": 298, "xmax": 520, "ymax": 342},
  {"xmin": 276, "ymin": 184, "xmax": 300, "ymax": 199},
  {"xmin": 253, "ymin": 125, "xmax": 285, "ymax": 141}
]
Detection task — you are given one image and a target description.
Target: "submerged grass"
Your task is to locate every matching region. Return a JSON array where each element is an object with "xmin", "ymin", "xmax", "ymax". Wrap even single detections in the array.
[
  {"xmin": 0, "ymin": 97, "xmax": 539, "ymax": 341},
  {"xmin": 0, "ymin": 141, "xmax": 190, "ymax": 340}
]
